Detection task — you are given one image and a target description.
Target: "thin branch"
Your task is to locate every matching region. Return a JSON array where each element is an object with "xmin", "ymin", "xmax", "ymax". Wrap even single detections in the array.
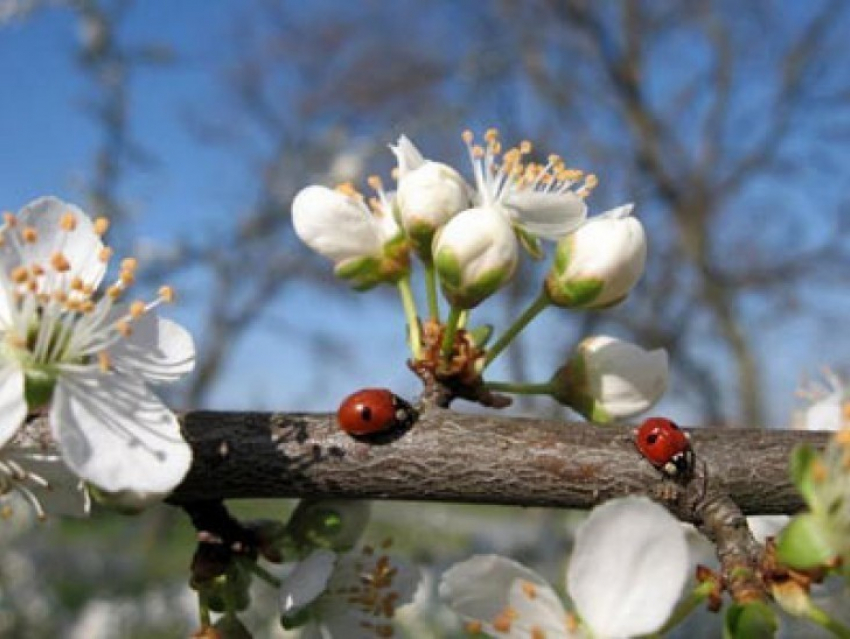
[{"xmin": 163, "ymin": 408, "xmax": 825, "ymax": 518}]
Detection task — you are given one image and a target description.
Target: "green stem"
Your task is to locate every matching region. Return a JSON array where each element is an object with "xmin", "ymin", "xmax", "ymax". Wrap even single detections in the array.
[
  {"xmin": 482, "ymin": 291, "xmax": 550, "ymax": 370},
  {"xmin": 458, "ymin": 309, "xmax": 469, "ymax": 329},
  {"xmin": 441, "ymin": 305, "xmax": 463, "ymax": 361},
  {"xmin": 397, "ymin": 277, "xmax": 422, "ymax": 360},
  {"xmin": 244, "ymin": 560, "xmax": 282, "ymax": 588},
  {"xmin": 807, "ymin": 602, "xmax": 850, "ymax": 638},
  {"xmin": 424, "ymin": 263, "xmax": 440, "ymax": 321},
  {"xmin": 483, "ymin": 380, "xmax": 554, "ymax": 395},
  {"xmin": 198, "ymin": 592, "xmax": 212, "ymax": 628},
  {"xmin": 654, "ymin": 581, "xmax": 714, "ymax": 636}
]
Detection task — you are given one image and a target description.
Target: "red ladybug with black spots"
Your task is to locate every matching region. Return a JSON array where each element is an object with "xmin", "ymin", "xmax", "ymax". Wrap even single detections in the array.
[
  {"xmin": 337, "ymin": 388, "xmax": 416, "ymax": 437},
  {"xmin": 634, "ymin": 417, "xmax": 693, "ymax": 477}
]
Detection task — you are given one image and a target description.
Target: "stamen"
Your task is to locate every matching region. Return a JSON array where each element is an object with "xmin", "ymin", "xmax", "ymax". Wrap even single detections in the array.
[
  {"xmin": 465, "ymin": 621, "xmax": 483, "ymax": 634},
  {"xmin": 107, "ymin": 285, "xmax": 123, "ymax": 300},
  {"xmin": 492, "ymin": 606, "xmax": 518, "ymax": 632},
  {"xmin": 11, "ymin": 266, "xmax": 29, "ymax": 284},
  {"xmin": 70, "ymin": 277, "xmax": 84, "ymax": 291},
  {"xmin": 120, "ymin": 270, "xmax": 135, "ymax": 286},
  {"xmin": 98, "ymin": 247, "xmax": 113, "ymax": 263},
  {"xmin": 98, "ymin": 351, "xmax": 112, "ymax": 372},
  {"xmin": 367, "ymin": 175, "xmax": 384, "ymax": 192},
  {"xmin": 116, "ymin": 320, "xmax": 133, "ymax": 337},
  {"xmin": 129, "ymin": 300, "xmax": 146, "ymax": 318},
  {"xmin": 21, "ymin": 227, "xmax": 38, "ymax": 243},
  {"xmin": 521, "ymin": 580, "xmax": 538, "ymax": 599},
  {"xmin": 461, "ymin": 130, "xmax": 474, "ymax": 144},
  {"xmin": 120, "ymin": 257, "xmax": 138, "ymax": 272},
  {"xmin": 3, "ymin": 212, "xmax": 17, "ymax": 227},
  {"xmin": 158, "ymin": 285, "xmax": 175, "ymax": 303},
  {"xmin": 60, "ymin": 212, "xmax": 77, "ymax": 231},
  {"xmin": 93, "ymin": 217, "xmax": 110, "ymax": 236},
  {"xmin": 335, "ymin": 182, "xmax": 360, "ymax": 198},
  {"xmin": 51, "ymin": 252, "xmax": 71, "ymax": 273}
]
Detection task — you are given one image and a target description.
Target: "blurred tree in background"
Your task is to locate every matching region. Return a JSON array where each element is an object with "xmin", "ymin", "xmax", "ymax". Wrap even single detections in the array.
[{"xmin": 1, "ymin": 0, "xmax": 849, "ymax": 635}]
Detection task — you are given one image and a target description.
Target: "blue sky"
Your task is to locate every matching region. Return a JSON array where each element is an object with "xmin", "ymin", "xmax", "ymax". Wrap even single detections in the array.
[{"xmin": 1, "ymin": 2, "xmax": 847, "ymax": 427}]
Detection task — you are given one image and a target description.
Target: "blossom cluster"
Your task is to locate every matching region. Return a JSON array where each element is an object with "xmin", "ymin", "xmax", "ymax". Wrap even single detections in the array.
[
  {"xmin": 293, "ymin": 130, "xmax": 667, "ymax": 419},
  {"xmin": 0, "ymin": 197, "xmax": 195, "ymax": 519}
]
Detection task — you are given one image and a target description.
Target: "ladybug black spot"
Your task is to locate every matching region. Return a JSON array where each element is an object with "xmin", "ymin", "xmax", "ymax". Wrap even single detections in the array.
[
  {"xmin": 360, "ymin": 406, "xmax": 372, "ymax": 421},
  {"xmin": 646, "ymin": 433, "xmax": 658, "ymax": 444}
]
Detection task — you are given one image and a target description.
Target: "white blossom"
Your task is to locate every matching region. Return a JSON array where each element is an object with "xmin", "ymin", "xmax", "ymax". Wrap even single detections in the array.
[
  {"xmin": 795, "ymin": 369, "xmax": 849, "ymax": 431},
  {"xmin": 550, "ymin": 335, "xmax": 668, "ymax": 423},
  {"xmin": 545, "ymin": 204, "xmax": 646, "ymax": 309},
  {"xmin": 440, "ymin": 497, "xmax": 690, "ymax": 638},
  {"xmin": 0, "ymin": 196, "xmax": 194, "ymax": 504},
  {"xmin": 280, "ymin": 544, "xmax": 419, "ymax": 638}
]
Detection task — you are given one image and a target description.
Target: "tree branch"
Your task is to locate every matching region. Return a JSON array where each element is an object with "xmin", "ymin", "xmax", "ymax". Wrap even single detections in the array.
[{"xmin": 169, "ymin": 408, "xmax": 825, "ymax": 518}]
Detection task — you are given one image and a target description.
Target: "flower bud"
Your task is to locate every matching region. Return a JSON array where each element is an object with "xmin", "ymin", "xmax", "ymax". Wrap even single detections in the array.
[
  {"xmin": 292, "ymin": 185, "xmax": 409, "ymax": 290},
  {"xmin": 286, "ymin": 499, "xmax": 371, "ymax": 552},
  {"xmin": 392, "ymin": 136, "xmax": 471, "ymax": 260},
  {"xmin": 544, "ymin": 205, "xmax": 646, "ymax": 309},
  {"xmin": 550, "ymin": 335, "xmax": 668, "ymax": 423},
  {"xmin": 434, "ymin": 207, "xmax": 518, "ymax": 309}
]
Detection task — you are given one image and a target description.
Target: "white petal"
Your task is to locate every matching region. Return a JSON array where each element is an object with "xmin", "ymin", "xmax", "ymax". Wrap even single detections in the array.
[
  {"xmin": 583, "ymin": 336, "xmax": 669, "ymax": 419},
  {"xmin": 389, "ymin": 134, "xmax": 426, "ymax": 176},
  {"xmin": 504, "ymin": 191, "xmax": 588, "ymax": 240},
  {"xmin": 440, "ymin": 554, "xmax": 570, "ymax": 638},
  {"xmin": 14, "ymin": 196, "xmax": 106, "ymax": 291},
  {"xmin": 0, "ymin": 364, "xmax": 26, "ymax": 448},
  {"xmin": 50, "ymin": 372, "xmax": 191, "ymax": 494},
  {"xmin": 596, "ymin": 203, "xmax": 635, "ymax": 220},
  {"xmin": 567, "ymin": 497, "xmax": 689, "ymax": 638},
  {"xmin": 292, "ymin": 186, "xmax": 382, "ymax": 262},
  {"xmin": 5, "ymin": 449, "xmax": 90, "ymax": 517},
  {"xmin": 109, "ymin": 313, "xmax": 195, "ymax": 383},
  {"xmin": 280, "ymin": 549, "xmax": 338, "ymax": 616},
  {"xmin": 803, "ymin": 395, "xmax": 844, "ymax": 431}
]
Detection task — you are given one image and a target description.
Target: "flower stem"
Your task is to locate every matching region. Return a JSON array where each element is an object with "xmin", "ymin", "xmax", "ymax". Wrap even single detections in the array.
[
  {"xmin": 397, "ymin": 277, "xmax": 422, "ymax": 360},
  {"xmin": 198, "ymin": 592, "xmax": 212, "ymax": 628},
  {"xmin": 441, "ymin": 305, "xmax": 463, "ymax": 361},
  {"xmin": 483, "ymin": 380, "xmax": 554, "ymax": 395},
  {"xmin": 806, "ymin": 602, "xmax": 850, "ymax": 638},
  {"xmin": 424, "ymin": 262, "xmax": 440, "ymax": 321},
  {"xmin": 482, "ymin": 291, "xmax": 550, "ymax": 370}
]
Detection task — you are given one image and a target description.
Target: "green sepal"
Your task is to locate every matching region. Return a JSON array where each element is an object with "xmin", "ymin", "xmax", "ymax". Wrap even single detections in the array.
[
  {"xmin": 723, "ymin": 602, "xmax": 778, "ymax": 639},
  {"xmin": 544, "ymin": 273, "xmax": 604, "ymax": 308},
  {"xmin": 776, "ymin": 513, "xmax": 836, "ymax": 570},
  {"xmin": 517, "ymin": 227, "xmax": 544, "ymax": 260},
  {"xmin": 434, "ymin": 247, "xmax": 461, "ymax": 289},
  {"xmin": 469, "ymin": 324, "xmax": 494, "ymax": 348},
  {"xmin": 407, "ymin": 220, "xmax": 437, "ymax": 260},
  {"xmin": 24, "ymin": 370, "xmax": 56, "ymax": 412},
  {"xmin": 790, "ymin": 445, "xmax": 819, "ymax": 506}
]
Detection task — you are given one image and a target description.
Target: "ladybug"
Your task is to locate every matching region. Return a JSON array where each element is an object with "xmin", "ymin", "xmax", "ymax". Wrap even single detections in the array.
[
  {"xmin": 337, "ymin": 388, "xmax": 416, "ymax": 436},
  {"xmin": 634, "ymin": 417, "xmax": 693, "ymax": 476}
]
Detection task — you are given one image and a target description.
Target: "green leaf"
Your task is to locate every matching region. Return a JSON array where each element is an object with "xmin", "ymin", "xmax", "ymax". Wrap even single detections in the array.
[
  {"xmin": 776, "ymin": 513, "xmax": 836, "ymax": 570},
  {"xmin": 723, "ymin": 602, "xmax": 778, "ymax": 639}
]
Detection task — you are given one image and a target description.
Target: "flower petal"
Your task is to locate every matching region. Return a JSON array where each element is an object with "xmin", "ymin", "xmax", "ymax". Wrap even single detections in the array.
[
  {"xmin": 567, "ymin": 497, "xmax": 689, "ymax": 638},
  {"xmin": 50, "ymin": 372, "xmax": 191, "ymax": 494},
  {"xmin": 504, "ymin": 191, "xmax": 587, "ymax": 240},
  {"xmin": 292, "ymin": 186, "xmax": 382, "ymax": 263},
  {"xmin": 13, "ymin": 196, "xmax": 107, "ymax": 292},
  {"xmin": 109, "ymin": 313, "xmax": 195, "ymax": 384},
  {"xmin": 440, "ymin": 554, "xmax": 570, "ymax": 638},
  {"xmin": 0, "ymin": 364, "xmax": 26, "ymax": 448},
  {"xmin": 280, "ymin": 549, "xmax": 338, "ymax": 617},
  {"xmin": 389, "ymin": 134, "xmax": 426, "ymax": 176}
]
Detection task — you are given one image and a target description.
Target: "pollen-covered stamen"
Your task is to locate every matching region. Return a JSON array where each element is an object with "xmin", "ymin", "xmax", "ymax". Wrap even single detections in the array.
[
  {"xmin": 0, "ymin": 459, "xmax": 50, "ymax": 521},
  {"xmin": 93, "ymin": 217, "xmax": 109, "ymax": 236},
  {"xmin": 21, "ymin": 227, "xmax": 38, "ymax": 244}
]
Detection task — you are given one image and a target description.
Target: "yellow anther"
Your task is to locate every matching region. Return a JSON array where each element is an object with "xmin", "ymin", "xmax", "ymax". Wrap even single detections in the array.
[
  {"xmin": 548, "ymin": 153, "xmax": 560, "ymax": 164},
  {"xmin": 27, "ymin": 280, "xmax": 38, "ymax": 293},
  {"xmin": 158, "ymin": 285, "xmax": 175, "ymax": 303},
  {"xmin": 93, "ymin": 217, "xmax": 110, "ymax": 236},
  {"xmin": 60, "ymin": 212, "xmax": 77, "ymax": 231},
  {"xmin": 335, "ymin": 182, "xmax": 359, "ymax": 197},
  {"xmin": 584, "ymin": 173, "xmax": 599, "ymax": 189},
  {"xmin": 472, "ymin": 145, "xmax": 485, "ymax": 158},
  {"xmin": 493, "ymin": 606, "xmax": 518, "ymax": 633},
  {"xmin": 485, "ymin": 127, "xmax": 499, "ymax": 142},
  {"xmin": 116, "ymin": 320, "xmax": 133, "ymax": 337},
  {"xmin": 107, "ymin": 285, "xmax": 123, "ymax": 300},
  {"xmin": 521, "ymin": 580, "xmax": 538, "ymax": 599},
  {"xmin": 21, "ymin": 227, "xmax": 38, "ymax": 243},
  {"xmin": 129, "ymin": 300, "xmax": 146, "ymax": 318},
  {"xmin": 98, "ymin": 246, "xmax": 113, "ymax": 263},
  {"xmin": 82, "ymin": 283, "xmax": 94, "ymax": 296},
  {"xmin": 462, "ymin": 129, "xmax": 474, "ymax": 144},
  {"xmin": 81, "ymin": 299, "xmax": 95, "ymax": 313},
  {"xmin": 3, "ymin": 212, "xmax": 17, "ymax": 227},
  {"xmin": 120, "ymin": 270, "xmax": 135, "ymax": 286},
  {"xmin": 566, "ymin": 612, "xmax": 579, "ymax": 632},
  {"xmin": 65, "ymin": 299, "xmax": 81, "ymax": 313},
  {"xmin": 531, "ymin": 627, "xmax": 546, "ymax": 639},
  {"xmin": 520, "ymin": 140, "xmax": 532, "ymax": 154},
  {"xmin": 11, "ymin": 266, "xmax": 28, "ymax": 284},
  {"xmin": 367, "ymin": 175, "xmax": 383, "ymax": 192},
  {"xmin": 53, "ymin": 290, "xmax": 68, "ymax": 304},
  {"xmin": 30, "ymin": 264, "xmax": 45, "ymax": 277},
  {"xmin": 70, "ymin": 277, "xmax": 84, "ymax": 291},
  {"xmin": 50, "ymin": 252, "xmax": 71, "ymax": 273},
  {"xmin": 465, "ymin": 621, "xmax": 483, "ymax": 634},
  {"xmin": 120, "ymin": 257, "xmax": 138, "ymax": 272},
  {"xmin": 98, "ymin": 351, "xmax": 112, "ymax": 372}
]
